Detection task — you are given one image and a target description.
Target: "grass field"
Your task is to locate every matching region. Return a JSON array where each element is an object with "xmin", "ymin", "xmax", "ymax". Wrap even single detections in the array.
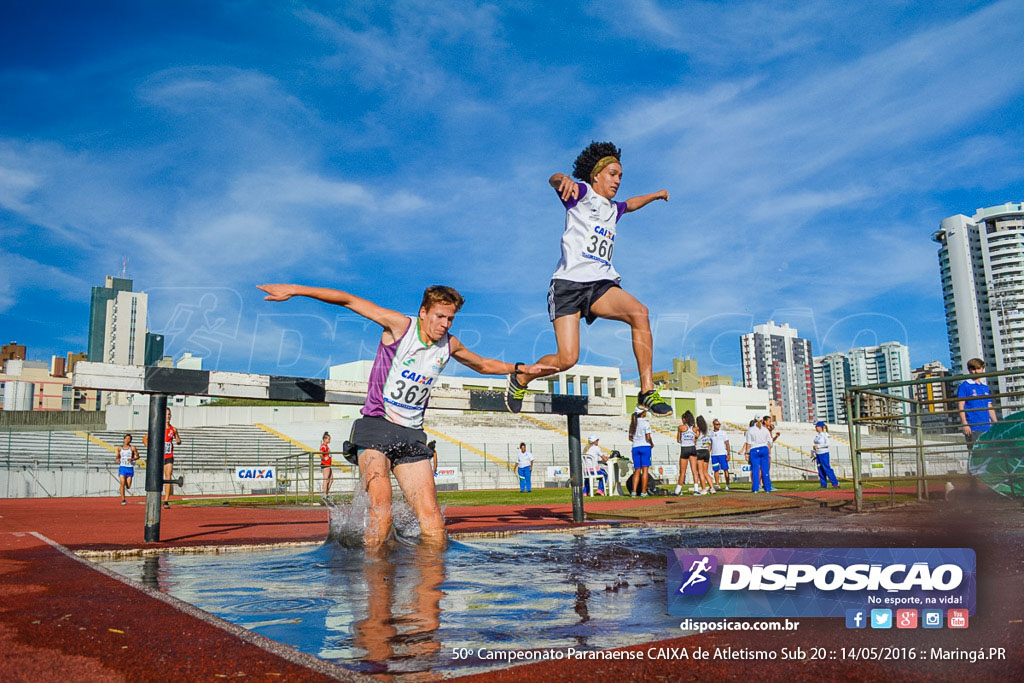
[{"xmin": 172, "ymin": 475, "xmax": 956, "ymax": 508}]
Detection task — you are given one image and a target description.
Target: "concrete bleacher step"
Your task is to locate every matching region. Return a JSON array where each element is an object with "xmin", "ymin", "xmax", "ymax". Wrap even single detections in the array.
[{"xmin": 2, "ymin": 425, "xmax": 306, "ymax": 470}]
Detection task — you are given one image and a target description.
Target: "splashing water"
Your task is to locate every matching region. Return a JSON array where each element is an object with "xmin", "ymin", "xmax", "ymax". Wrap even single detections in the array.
[{"xmin": 326, "ymin": 483, "xmax": 430, "ymax": 547}]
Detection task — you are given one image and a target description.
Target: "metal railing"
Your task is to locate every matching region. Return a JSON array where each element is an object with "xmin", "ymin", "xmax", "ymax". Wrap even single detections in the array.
[
  {"xmin": 2, "ymin": 428, "xmax": 847, "ymax": 495},
  {"xmin": 845, "ymin": 367, "xmax": 1024, "ymax": 511}
]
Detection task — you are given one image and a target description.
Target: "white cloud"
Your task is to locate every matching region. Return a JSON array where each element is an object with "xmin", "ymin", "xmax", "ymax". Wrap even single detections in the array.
[
  {"xmin": 593, "ymin": 0, "xmax": 839, "ymax": 64},
  {"xmin": 0, "ymin": 157, "xmax": 41, "ymax": 214},
  {"xmin": 598, "ymin": 0, "xmax": 1024, "ymax": 216},
  {"xmin": 227, "ymin": 167, "xmax": 428, "ymax": 213},
  {"xmin": 0, "ymin": 249, "xmax": 88, "ymax": 313}
]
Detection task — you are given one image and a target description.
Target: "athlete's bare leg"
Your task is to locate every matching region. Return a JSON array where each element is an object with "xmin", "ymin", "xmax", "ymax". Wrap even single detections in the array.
[
  {"xmin": 359, "ymin": 449, "xmax": 393, "ymax": 550},
  {"xmin": 393, "ymin": 458, "xmax": 446, "ymax": 549},
  {"xmin": 516, "ymin": 287, "xmax": 655, "ymax": 393},
  {"xmin": 587, "ymin": 287, "xmax": 654, "ymax": 393},
  {"xmin": 677, "ymin": 458, "xmax": 691, "ymax": 488},
  {"xmin": 162, "ymin": 462, "xmax": 174, "ymax": 502},
  {"xmin": 516, "ymin": 314, "xmax": 581, "ymax": 385}
]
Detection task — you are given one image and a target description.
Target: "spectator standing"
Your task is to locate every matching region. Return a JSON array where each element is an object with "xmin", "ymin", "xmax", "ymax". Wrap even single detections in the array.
[
  {"xmin": 739, "ymin": 414, "xmax": 775, "ymax": 493},
  {"xmin": 709, "ymin": 419, "xmax": 731, "ymax": 491},
  {"xmin": 516, "ymin": 442, "xmax": 535, "ymax": 493},
  {"xmin": 812, "ymin": 422, "xmax": 839, "ymax": 488},
  {"xmin": 674, "ymin": 411, "xmax": 696, "ymax": 495},
  {"xmin": 629, "ymin": 406, "xmax": 653, "ymax": 498},
  {"xmin": 694, "ymin": 415, "xmax": 715, "ymax": 494},
  {"xmin": 958, "ymin": 358, "xmax": 998, "ymax": 452},
  {"xmin": 320, "ymin": 432, "xmax": 334, "ymax": 498}
]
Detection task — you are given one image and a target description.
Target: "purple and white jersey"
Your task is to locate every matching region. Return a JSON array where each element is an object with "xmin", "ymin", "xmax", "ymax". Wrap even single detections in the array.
[
  {"xmin": 551, "ymin": 181, "xmax": 627, "ymax": 283},
  {"xmin": 362, "ymin": 316, "xmax": 451, "ymax": 429}
]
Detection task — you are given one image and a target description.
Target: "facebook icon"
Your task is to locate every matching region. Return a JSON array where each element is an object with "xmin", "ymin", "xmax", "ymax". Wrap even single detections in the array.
[{"xmin": 846, "ymin": 609, "xmax": 867, "ymax": 629}]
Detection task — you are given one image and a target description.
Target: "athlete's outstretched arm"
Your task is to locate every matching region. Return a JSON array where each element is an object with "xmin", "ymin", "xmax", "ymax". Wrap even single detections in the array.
[
  {"xmin": 624, "ymin": 190, "xmax": 669, "ymax": 212},
  {"xmin": 258, "ymin": 284, "xmax": 407, "ymax": 338},
  {"xmin": 450, "ymin": 337, "xmax": 558, "ymax": 377}
]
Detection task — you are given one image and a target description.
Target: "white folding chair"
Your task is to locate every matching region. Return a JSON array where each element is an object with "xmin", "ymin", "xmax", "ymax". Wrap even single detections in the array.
[{"xmin": 582, "ymin": 454, "xmax": 602, "ymax": 497}]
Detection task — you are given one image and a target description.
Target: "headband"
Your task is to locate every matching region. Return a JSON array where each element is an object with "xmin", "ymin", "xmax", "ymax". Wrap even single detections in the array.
[{"xmin": 590, "ymin": 155, "xmax": 620, "ymax": 179}]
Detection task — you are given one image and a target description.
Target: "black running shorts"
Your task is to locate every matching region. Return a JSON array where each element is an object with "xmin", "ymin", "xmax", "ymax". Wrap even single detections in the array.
[
  {"xmin": 547, "ymin": 279, "xmax": 621, "ymax": 324},
  {"xmin": 341, "ymin": 416, "xmax": 434, "ymax": 469}
]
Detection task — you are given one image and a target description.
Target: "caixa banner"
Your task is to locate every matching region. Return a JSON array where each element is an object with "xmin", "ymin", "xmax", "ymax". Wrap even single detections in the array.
[
  {"xmin": 234, "ymin": 466, "xmax": 277, "ymax": 481},
  {"xmin": 667, "ymin": 548, "xmax": 975, "ymax": 618}
]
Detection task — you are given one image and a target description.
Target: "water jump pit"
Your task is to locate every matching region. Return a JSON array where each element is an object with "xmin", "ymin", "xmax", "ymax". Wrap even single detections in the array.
[{"xmin": 93, "ymin": 502, "xmax": 1001, "ymax": 680}]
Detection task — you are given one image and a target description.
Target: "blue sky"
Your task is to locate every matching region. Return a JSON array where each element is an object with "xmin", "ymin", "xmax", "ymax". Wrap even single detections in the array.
[{"xmin": 2, "ymin": 0, "xmax": 1022, "ymax": 382}]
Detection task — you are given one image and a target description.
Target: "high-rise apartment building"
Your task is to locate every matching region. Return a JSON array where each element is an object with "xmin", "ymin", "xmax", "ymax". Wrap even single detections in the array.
[
  {"xmin": 813, "ymin": 342, "xmax": 911, "ymax": 425},
  {"xmin": 103, "ymin": 289, "xmax": 149, "ymax": 366},
  {"xmin": 740, "ymin": 321, "xmax": 814, "ymax": 422},
  {"xmin": 87, "ymin": 275, "xmax": 164, "ymax": 406},
  {"xmin": 87, "ymin": 275, "xmax": 163, "ymax": 368},
  {"xmin": 812, "ymin": 352, "xmax": 850, "ymax": 424},
  {"xmin": 88, "ymin": 276, "xmax": 133, "ymax": 362},
  {"xmin": 933, "ymin": 202, "xmax": 1024, "ymax": 408}
]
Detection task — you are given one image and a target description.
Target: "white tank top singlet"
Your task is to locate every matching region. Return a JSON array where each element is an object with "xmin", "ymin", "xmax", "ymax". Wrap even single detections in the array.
[
  {"xmin": 362, "ymin": 316, "xmax": 451, "ymax": 429},
  {"xmin": 551, "ymin": 182, "xmax": 627, "ymax": 283}
]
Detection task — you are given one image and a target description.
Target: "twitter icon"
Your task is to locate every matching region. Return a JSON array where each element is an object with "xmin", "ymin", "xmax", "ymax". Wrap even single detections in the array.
[{"xmin": 870, "ymin": 609, "xmax": 892, "ymax": 629}]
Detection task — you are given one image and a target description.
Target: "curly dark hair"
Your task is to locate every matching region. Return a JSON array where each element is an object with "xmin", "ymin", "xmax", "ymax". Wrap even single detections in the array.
[{"xmin": 571, "ymin": 141, "xmax": 622, "ymax": 181}]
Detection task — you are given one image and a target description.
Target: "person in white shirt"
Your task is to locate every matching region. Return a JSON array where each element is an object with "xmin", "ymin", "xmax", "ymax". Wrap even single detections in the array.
[
  {"xmin": 812, "ymin": 422, "xmax": 839, "ymax": 488},
  {"xmin": 516, "ymin": 442, "xmax": 535, "ymax": 493},
  {"xmin": 709, "ymin": 419, "xmax": 732, "ymax": 491},
  {"xmin": 693, "ymin": 415, "xmax": 716, "ymax": 495},
  {"xmin": 628, "ymin": 406, "xmax": 654, "ymax": 497},
  {"xmin": 738, "ymin": 414, "xmax": 776, "ymax": 493},
  {"xmin": 584, "ymin": 434, "xmax": 608, "ymax": 495},
  {"xmin": 673, "ymin": 411, "xmax": 696, "ymax": 495},
  {"xmin": 504, "ymin": 142, "xmax": 673, "ymax": 418}
]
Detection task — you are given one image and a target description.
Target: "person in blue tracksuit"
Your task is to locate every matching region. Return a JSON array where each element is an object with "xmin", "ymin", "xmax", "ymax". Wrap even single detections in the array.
[{"xmin": 812, "ymin": 421, "xmax": 839, "ymax": 488}]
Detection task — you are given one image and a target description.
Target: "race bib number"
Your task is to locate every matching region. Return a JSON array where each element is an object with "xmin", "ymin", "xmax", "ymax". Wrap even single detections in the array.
[
  {"xmin": 583, "ymin": 232, "xmax": 614, "ymax": 264},
  {"xmin": 385, "ymin": 378, "xmax": 431, "ymax": 411}
]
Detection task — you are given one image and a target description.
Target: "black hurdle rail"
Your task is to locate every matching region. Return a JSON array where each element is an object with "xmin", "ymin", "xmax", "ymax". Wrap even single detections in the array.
[{"xmin": 74, "ymin": 363, "xmax": 608, "ymax": 541}]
